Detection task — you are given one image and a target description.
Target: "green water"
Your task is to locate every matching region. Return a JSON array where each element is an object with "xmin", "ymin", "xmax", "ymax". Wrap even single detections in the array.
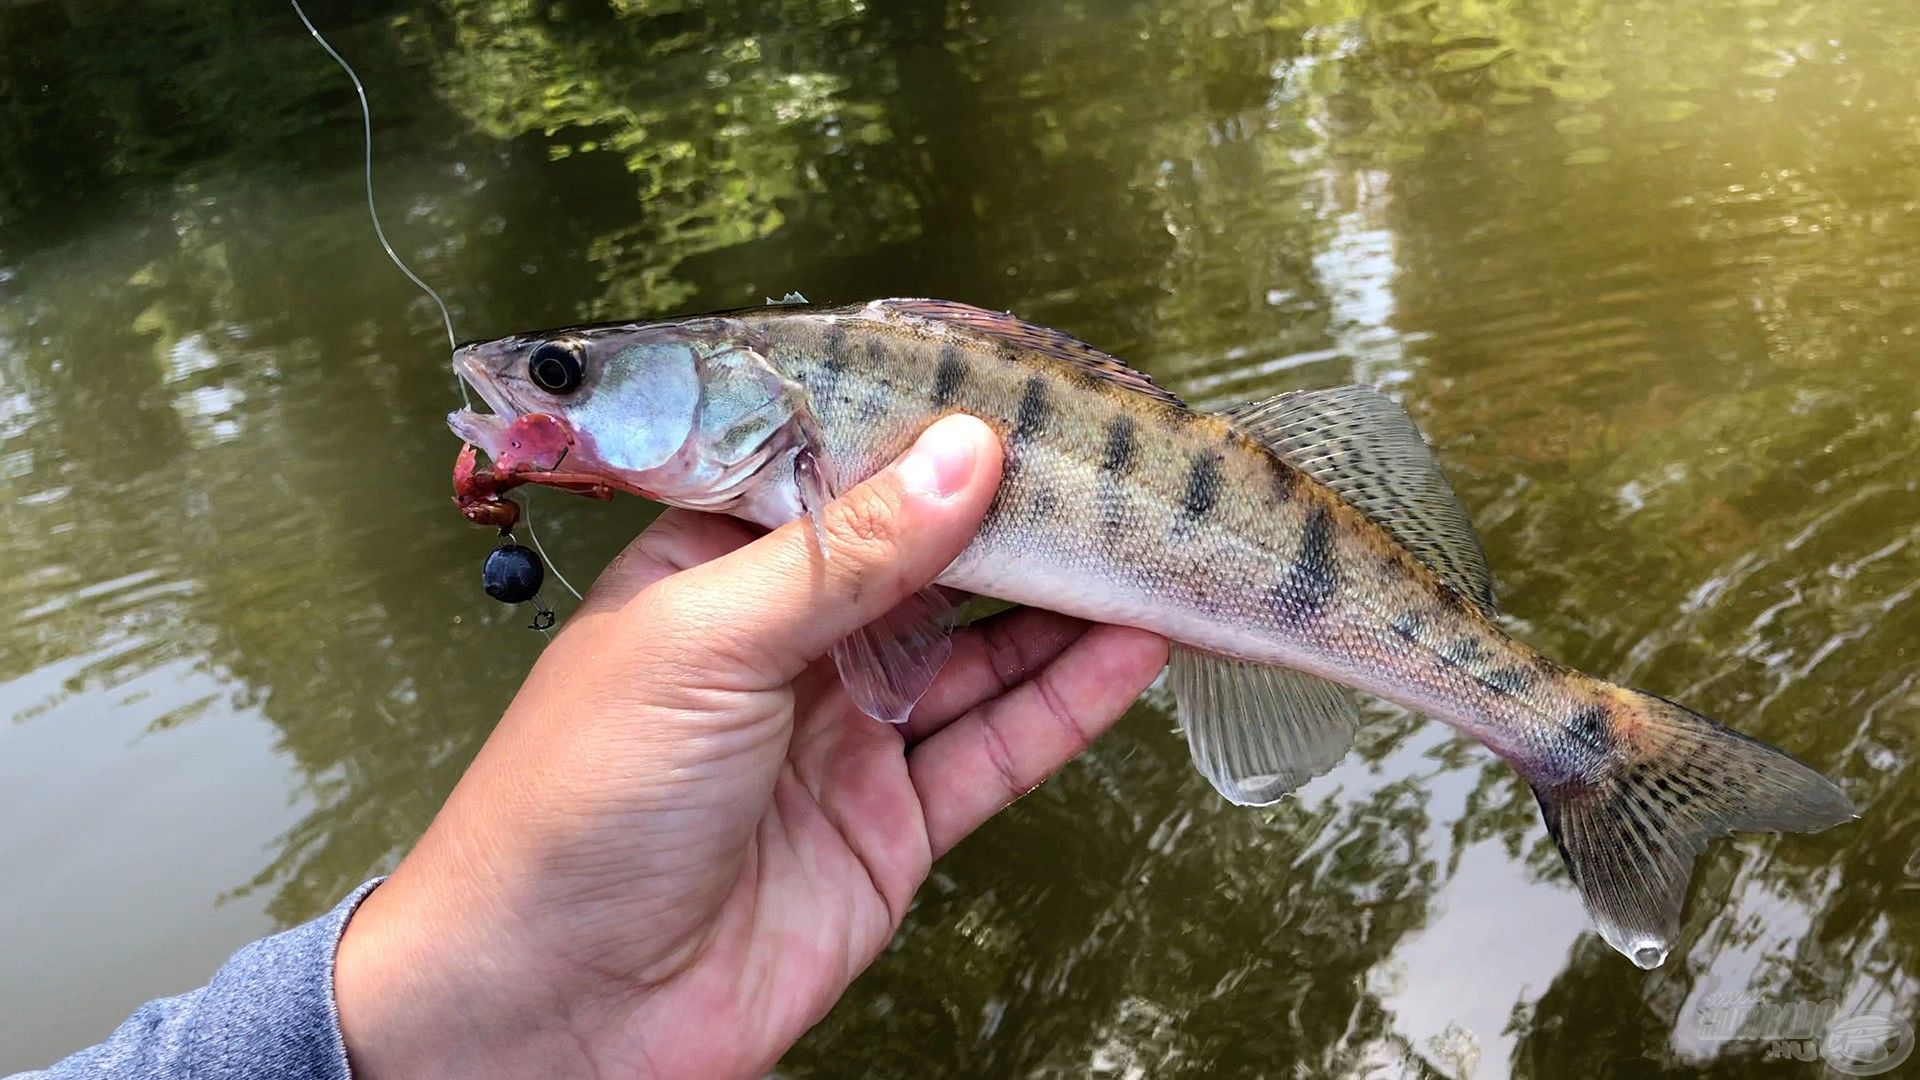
[{"xmin": 3, "ymin": 1, "xmax": 1916, "ymax": 1075}]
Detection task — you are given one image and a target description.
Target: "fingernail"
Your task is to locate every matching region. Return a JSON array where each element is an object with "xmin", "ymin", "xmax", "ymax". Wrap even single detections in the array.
[{"xmin": 897, "ymin": 416, "xmax": 979, "ymax": 498}]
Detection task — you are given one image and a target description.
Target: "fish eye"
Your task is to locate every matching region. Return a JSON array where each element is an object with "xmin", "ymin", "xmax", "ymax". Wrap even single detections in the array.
[{"xmin": 528, "ymin": 342, "xmax": 584, "ymax": 394}]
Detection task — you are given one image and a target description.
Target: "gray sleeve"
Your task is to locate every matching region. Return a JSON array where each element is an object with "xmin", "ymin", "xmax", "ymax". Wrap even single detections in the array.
[{"xmin": 10, "ymin": 880, "xmax": 384, "ymax": 1080}]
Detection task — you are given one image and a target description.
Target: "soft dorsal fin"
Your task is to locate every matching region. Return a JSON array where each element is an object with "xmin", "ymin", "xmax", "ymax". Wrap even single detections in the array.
[
  {"xmin": 871, "ymin": 298, "xmax": 1187, "ymax": 408},
  {"xmin": 1224, "ymin": 386, "xmax": 1497, "ymax": 614}
]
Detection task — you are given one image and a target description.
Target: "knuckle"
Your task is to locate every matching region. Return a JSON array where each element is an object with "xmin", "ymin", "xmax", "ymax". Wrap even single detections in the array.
[
  {"xmin": 639, "ymin": 580, "xmax": 728, "ymax": 648},
  {"xmin": 626, "ymin": 586, "xmax": 702, "ymax": 651},
  {"xmin": 823, "ymin": 483, "xmax": 904, "ymax": 560},
  {"xmin": 1034, "ymin": 671, "xmax": 1097, "ymax": 755},
  {"xmin": 979, "ymin": 620, "xmax": 1030, "ymax": 694},
  {"xmin": 978, "ymin": 708, "xmax": 1029, "ymax": 801},
  {"xmin": 638, "ymin": 576, "xmax": 695, "ymax": 622}
]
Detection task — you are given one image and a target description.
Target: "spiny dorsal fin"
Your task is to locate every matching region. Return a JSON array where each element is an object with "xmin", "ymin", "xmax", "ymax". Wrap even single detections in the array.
[
  {"xmin": 871, "ymin": 299, "xmax": 1187, "ymax": 408},
  {"xmin": 1224, "ymin": 386, "xmax": 1497, "ymax": 614},
  {"xmin": 1169, "ymin": 647, "xmax": 1359, "ymax": 806}
]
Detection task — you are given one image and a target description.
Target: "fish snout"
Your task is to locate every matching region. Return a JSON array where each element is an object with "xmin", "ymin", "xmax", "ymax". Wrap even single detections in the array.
[{"xmin": 451, "ymin": 339, "xmax": 531, "ymax": 416}]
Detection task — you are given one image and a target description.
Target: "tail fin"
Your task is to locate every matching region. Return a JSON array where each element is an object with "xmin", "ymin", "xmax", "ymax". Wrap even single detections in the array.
[{"xmin": 1528, "ymin": 691, "xmax": 1855, "ymax": 969}]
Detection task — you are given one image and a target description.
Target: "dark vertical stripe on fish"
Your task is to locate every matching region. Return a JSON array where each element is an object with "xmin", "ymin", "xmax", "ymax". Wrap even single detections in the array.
[
  {"xmin": 1102, "ymin": 416, "xmax": 1137, "ymax": 476},
  {"xmin": 817, "ymin": 323, "xmax": 849, "ymax": 403},
  {"xmin": 1389, "ymin": 610, "xmax": 1426, "ymax": 644},
  {"xmin": 1267, "ymin": 459, "xmax": 1300, "ymax": 504},
  {"xmin": 1015, "ymin": 376, "xmax": 1050, "ymax": 441},
  {"xmin": 1566, "ymin": 704, "xmax": 1615, "ymax": 755},
  {"xmin": 1273, "ymin": 506, "xmax": 1338, "ymax": 618},
  {"xmin": 932, "ymin": 346, "xmax": 966, "ymax": 407},
  {"xmin": 1099, "ymin": 485, "xmax": 1127, "ymax": 541},
  {"xmin": 1182, "ymin": 451, "xmax": 1222, "ymax": 519},
  {"xmin": 982, "ymin": 379, "xmax": 1035, "ymax": 540},
  {"xmin": 1439, "ymin": 637, "xmax": 1488, "ymax": 669},
  {"xmin": 863, "ymin": 333, "xmax": 895, "ymax": 373}
]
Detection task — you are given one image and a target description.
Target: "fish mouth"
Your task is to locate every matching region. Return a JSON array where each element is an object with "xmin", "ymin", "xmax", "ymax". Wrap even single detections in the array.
[
  {"xmin": 447, "ymin": 347, "xmax": 523, "ymax": 459},
  {"xmin": 444, "ymin": 344, "xmax": 648, "ymax": 500},
  {"xmin": 447, "ymin": 407, "xmax": 513, "ymax": 459},
  {"xmin": 454, "ymin": 349, "xmax": 518, "ymax": 414},
  {"xmin": 449, "ymin": 406, "xmax": 634, "ymax": 503}
]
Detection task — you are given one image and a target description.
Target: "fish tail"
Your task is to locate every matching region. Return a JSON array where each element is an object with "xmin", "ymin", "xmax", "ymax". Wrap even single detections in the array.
[{"xmin": 1526, "ymin": 689, "xmax": 1855, "ymax": 968}]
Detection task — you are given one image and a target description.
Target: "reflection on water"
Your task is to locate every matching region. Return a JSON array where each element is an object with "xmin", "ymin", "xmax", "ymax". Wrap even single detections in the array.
[{"xmin": 3, "ymin": 0, "xmax": 1916, "ymax": 1075}]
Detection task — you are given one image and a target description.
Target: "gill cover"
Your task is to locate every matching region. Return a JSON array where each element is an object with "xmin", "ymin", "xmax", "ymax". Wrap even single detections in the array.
[{"xmin": 570, "ymin": 339, "xmax": 702, "ymax": 472}]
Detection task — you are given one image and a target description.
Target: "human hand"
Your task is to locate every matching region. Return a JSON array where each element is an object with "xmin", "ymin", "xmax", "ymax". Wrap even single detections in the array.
[{"xmin": 333, "ymin": 414, "xmax": 1170, "ymax": 1079}]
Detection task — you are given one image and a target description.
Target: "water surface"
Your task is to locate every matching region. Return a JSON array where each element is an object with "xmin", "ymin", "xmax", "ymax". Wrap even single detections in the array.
[{"xmin": 2, "ymin": 0, "xmax": 1916, "ymax": 1075}]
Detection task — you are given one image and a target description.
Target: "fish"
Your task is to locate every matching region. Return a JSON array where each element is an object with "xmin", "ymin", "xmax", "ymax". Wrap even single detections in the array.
[{"xmin": 446, "ymin": 297, "xmax": 1855, "ymax": 969}]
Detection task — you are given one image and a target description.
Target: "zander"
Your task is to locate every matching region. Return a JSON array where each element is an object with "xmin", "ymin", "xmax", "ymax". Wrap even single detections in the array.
[{"xmin": 446, "ymin": 298, "xmax": 1855, "ymax": 969}]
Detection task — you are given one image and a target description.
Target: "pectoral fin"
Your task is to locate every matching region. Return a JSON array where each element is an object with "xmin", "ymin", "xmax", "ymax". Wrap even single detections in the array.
[
  {"xmin": 832, "ymin": 587, "xmax": 956, "ymax": 724},
  {"xmin": 794, "ymin": 444, "xmax": 834, "ymax": 551},
  {"xmin": 792, "ymin": 432, "xmax": 954, "ymax": 724},
  {"xmin": 1169, "ymin": 647, "xmax": 1359, "ymax": 805}
]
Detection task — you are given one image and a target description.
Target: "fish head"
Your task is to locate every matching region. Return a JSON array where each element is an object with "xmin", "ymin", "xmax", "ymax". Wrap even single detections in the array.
[{"xmin": 447, "ymin": 319, "xmax": 805, "ymax": 511}]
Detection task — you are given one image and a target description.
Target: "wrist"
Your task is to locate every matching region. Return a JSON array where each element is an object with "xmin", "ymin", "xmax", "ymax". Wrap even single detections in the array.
[{"xmin": 333, "ymin": 861, "xmax": 602, "ymax": 1080}]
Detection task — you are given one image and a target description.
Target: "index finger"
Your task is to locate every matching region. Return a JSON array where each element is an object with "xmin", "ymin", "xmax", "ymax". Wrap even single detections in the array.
[{"xmin": 909, "ymin": 624, "xmax": 1168, "ymax": 858}]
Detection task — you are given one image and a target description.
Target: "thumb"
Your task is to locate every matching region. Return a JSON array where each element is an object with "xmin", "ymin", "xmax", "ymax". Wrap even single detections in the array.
[{"xmin": 646, "ymin": 413, "xmax": 1004, "ymax": 687}]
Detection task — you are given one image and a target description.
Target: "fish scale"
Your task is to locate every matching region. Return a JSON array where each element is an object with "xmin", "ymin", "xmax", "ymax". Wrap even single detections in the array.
[
  {"xmin": 446, "ymin": 297, "xmax": 1856, "ymax": 969},
  {"xmin": 769, "ymin": 308, "xmax": 1565, "ymax": 745}
]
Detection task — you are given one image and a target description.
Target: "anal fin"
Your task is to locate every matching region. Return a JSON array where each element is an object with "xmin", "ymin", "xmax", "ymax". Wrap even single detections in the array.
[{"xmin": 1169, "ymin": 647, "xmax": 1359, "ymax": 806}]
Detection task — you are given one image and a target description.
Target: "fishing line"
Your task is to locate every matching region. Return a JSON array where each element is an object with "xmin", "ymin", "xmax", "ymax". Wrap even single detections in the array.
[
  {"xmin": 293, "ymin": 0, "xmax": 594, "ymax": 626},
  {"xmin": 290, "ymin": 0, "xmax": 468, "ymax": 408},
  {"xmin": 520, "ymin": 495, "xmax": 584, "ymax": 601}
]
